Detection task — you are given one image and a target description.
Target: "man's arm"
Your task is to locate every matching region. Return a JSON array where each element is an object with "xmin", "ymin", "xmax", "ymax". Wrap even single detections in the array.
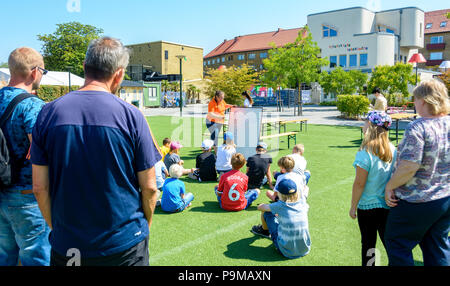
[
  {"xmin": 257, "ymin": 203, "xmax": 271, "ymax": 212},
  {"xmin": 32, "ymin": 164, "xmax": 52, "ymax": 229},
  {"xmin": 138, "ymin": 167, "xmax": 158, "ymax": 230}
]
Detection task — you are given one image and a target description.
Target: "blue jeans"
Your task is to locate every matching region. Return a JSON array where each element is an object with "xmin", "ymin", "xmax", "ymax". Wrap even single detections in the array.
[
  {"xmin": 175, "ymin": 192, "xmax": 195, "ymax": 213},
  {"xmin": 384, "ymin": 196, "xmax": 450, "ymax": 266},
  {"xmin": 0, "ymin": 191, "xmax": 51, "ymax": 266},
  {"xmin": 263, "ymin": 212, "xmax": 280, "ymax": 250},
  {"xmin": 215, "ymin": 187, "xmax": 259, "ymax": 210}
]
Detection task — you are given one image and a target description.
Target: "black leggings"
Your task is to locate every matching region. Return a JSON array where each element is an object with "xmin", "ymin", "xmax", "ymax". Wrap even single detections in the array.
[{"xmin": 357, "ymin": 208, "xmax": 389, "ymax": 266}]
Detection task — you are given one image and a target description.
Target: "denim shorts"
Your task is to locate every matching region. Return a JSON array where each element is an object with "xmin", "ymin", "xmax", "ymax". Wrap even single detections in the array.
[{"xmin": 0, "ymin": 191, "xmax": 51, "ymax": 266}]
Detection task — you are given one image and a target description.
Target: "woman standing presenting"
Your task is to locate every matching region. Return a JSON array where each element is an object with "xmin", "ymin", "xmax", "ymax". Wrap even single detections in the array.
[
  {"xmin": 350, "ymin": 111, "xmax": 396, "ymax": 266},
  {"xmin": 206, "ymin": 90, "xmax": 233, "ymax": 152},
  {"xmin": 384, "ymin": 79, "xmax": 450, "ymax": 266}
]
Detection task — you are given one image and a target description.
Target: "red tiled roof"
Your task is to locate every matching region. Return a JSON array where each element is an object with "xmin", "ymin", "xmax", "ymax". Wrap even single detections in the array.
[
  {"xmin": 204, "ymin": 27, "xmax": 305, "ymax": 59},
  {"xmin": 424, "ymin": 9, "xmax": 450, "ymax": 34}
]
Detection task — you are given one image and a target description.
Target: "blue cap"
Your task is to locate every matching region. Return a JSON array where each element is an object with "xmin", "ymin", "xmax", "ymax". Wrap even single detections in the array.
[
  {"xmin": 276, "ymin": 179, "xmax": 297, "ymax": 195},
  {"xmin": 224, "ymin": 132, "xmax": 234, "ymax": 141},
  {"xmin": 257, "ymin": 142, "xmax": 267, "ymax": 150}
]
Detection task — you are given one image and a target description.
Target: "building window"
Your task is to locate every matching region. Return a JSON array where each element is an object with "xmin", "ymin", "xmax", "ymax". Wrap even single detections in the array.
[
  {"xmin": 430, "ymin": 52, "xmax": 443, "ymax": 60},
  {"xmin": 425, "ymin": 23, "xmax": 432, "ymax": 29},
  {"xmin": 207, "ymin": 60, "xmax": 210, "ymax": 65},
  {"xmin": 430, "ymin": 36, "xmax": 444, "ymax": 44},
  {"xmin": 212, "ymin": 59, "xmax": 215, "ymax": 64},
  {"xmin": 329, "ymin": 56, "xmax": 337, "ymax": 68},
  {"xmin": 260, "ymin": 52, "xmax": 268, "ymax": 59},
  {"xmin": 440, "ymin": 21, "xmax": 447, "ymax": 28},
  {"xmin": 222, "ymin": 57, "xmax": 225, "ymax": 62},
  {"xmin": 323, "ymin": 25, "xmax": 337, "ymax": 37},
  {"xmin": 349, "ymin": 54, "xmax": 357, "ymax": 67},
  {"xmin": 339, "ymin": 55, "xmax": 347, "ymax": 67},
  {"xmin": 148, "ymin": 87, "xmax": 157, "ymax": 98},
  {"xmin": 165, "ymin": 50, "xmax": 169, "ymax": 60},
  {"xmin": 248, "ymin": 53, "xmax": 256, "ymax": 59},
  {"xmin": 237, "ymin": 54, "xmax": 245, "ymax": 60},
  {"xmin": 204, "ymin": 61, "xmax": 206, "ymax": 66},
  {"xmin": 227, "ymin": 55, "xmax": 233, "ymax": 61},
  {"xmin": 360, "ymin": 54, "xmax": 368, "ymax": 66}
]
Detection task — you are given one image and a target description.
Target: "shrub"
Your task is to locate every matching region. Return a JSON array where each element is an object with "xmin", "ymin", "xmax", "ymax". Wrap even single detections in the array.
[
  {"xmin": 336, "ymin": 95, "xmax": 370, "ymax": 119},
  {"xmin": 36, "ymin": 85, "xmax": 80, "ymax": 102},
  {"xmin": 319, "ymin": 101, "xmax": 337, "ymax": 106}
]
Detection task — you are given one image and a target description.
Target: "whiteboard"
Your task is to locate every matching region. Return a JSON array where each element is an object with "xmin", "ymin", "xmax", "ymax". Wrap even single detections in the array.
[{"xmin": 228, "ymin": 107, "xmax": 263, "ymax": 159}]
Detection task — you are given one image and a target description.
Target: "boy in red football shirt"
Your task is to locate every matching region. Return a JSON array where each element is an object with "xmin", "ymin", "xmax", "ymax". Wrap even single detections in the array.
[{"xmin": 215, "ymin": 153, "xmax": 260, "ymax": 211}]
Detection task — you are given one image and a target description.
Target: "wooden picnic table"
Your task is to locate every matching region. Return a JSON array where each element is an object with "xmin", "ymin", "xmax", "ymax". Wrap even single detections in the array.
[{"xmin": 390, "ymin": 113, "xmax": 418, "ymax": 144}]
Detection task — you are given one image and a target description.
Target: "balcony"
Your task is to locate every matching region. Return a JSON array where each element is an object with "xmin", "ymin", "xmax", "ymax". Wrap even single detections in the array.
[
  {"xmin": 426, "ymin": 43, "xmax": 446, "ymax": 50},
  {"xmin": 426, "ymin": 59, "xmax": 444, "ymax": 66}
]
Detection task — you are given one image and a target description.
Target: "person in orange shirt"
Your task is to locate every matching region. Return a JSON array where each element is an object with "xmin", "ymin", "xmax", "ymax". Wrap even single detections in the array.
[{"xmin": 206, "ymin": 90, "xmax": 234, "ymax": 152}]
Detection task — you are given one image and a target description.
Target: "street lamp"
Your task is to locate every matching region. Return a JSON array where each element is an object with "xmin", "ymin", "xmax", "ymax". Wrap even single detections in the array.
[
  {"xmin": 66, "ymin": 66, "xmax": 73, "ymax": 91},
  {"xmin": 176, "ymin": 55, "xmax": 186, "ymax": 116},
  {"xmin": 408, "ymin": 53, "xmax": 427, "ymax": 85}
]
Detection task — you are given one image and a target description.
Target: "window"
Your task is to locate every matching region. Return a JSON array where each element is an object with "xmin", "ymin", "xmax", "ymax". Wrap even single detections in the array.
[
  {"xmin": 228, "ymin": 55, "xmax": 233, "ymax": 61},
  {"xmin": 237, "ymin": 54, "xmax": 245, "ymax": 60},
  {"xmin": 323, "ymin": 25, "xmax": 337, "ymax": 37},
  {"xmin": 260, "ymin": 52, "xmax": 268, "ymax": 59},
  {"xmin": 207, "ymin": 60, "xmax": 210, "ymax": 65},
  {"xmin": 430, "ymin": 52, "xmax": 443, "ymax": 60},
  {"xmin": 203, "ymin": 61, "xmax": 206, "ymax": 66},
  {"xmin": 222, "ymin": 57, "xmax": 225, "ymax": 62},
  {"xmin": 360, "ymin": 54, "xmax": 368, "ymax": 66},
  {"xmin": 339, "ymin": 55, "xmax": 347, "ymax": 67},
  {"xmin": 164, "ymin": 50, "xmax": 169, "ymax": 60},
  {"xmin": 212, "ymin": 59, "xmax": 215, "ymax": 64},
  {"xmin": 148, "ymin": 87, "xmax": 157, "ymax": 98},
  {"xmin": 440, "ymin": 21, "xmax": 447, "ymax": 27},
  {"xmin": 329, "ymin": 56, "xmax": 337, "ymax": 68},
  {"xmin": 349, "ymin": 54, "xmax": 357, "ymax": 67},
  {"xmin": 430, "ymin": 36, "xmax": 444, "ymax": 44},
  {"xmin": 425, "ymin": 23, "xmax": 432, "ymax": 29},
  {"xmin": 248, "ymin": 53, "xmax": 256, "ymax": 59}
]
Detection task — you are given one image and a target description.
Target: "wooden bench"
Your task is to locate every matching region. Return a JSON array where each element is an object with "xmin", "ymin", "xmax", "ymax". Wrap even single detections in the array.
[
  {"xmin": 260, "ymin": 132, "xmax": 297, "ymax": 149},
  {"xmin": 279, "ymin": 119, "xmax": 308, "ymax": 133}
]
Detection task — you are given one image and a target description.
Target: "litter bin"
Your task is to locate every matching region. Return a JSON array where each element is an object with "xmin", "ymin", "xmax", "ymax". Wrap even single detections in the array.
[{"xmin": 131, "ymin": 100, "xmax": 140, "ymax": 108}]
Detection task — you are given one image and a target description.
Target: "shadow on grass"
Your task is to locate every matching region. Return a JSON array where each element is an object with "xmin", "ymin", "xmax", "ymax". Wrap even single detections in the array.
[
  {"xmin": 329, "ymin": 139, "xmax": 362, "ymax": 149},
  {"xmin": 189, "ymin": 201, "xmax": 228, "ymax": 213},
  {"xmin": 224, "ymin": 235, "xmax": 286, "ymax": 262}
]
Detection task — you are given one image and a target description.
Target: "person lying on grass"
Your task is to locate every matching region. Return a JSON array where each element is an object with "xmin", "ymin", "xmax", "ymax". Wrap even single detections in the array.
[
  {"xmin": 252, "ymin": 178, "xmax": 311, "ymax": 259},
  {"xmin": 215, "ymin": 153, "xmax": 259, "ymax": 212}
]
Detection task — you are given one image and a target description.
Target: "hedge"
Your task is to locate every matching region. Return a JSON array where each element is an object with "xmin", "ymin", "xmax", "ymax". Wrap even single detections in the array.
[
  {"xmin": 36, "ymin": 85, "xmax": 80, "ymax": 102},
  {"xmin": 336, "ymin": 94, "xmax": 370, "ymax": 119}
]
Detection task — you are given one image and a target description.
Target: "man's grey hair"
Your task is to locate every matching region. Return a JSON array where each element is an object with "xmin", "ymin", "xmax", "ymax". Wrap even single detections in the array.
[{"xmin": 84, "ymin": 36, "xmax": 130, "ymax": 80}]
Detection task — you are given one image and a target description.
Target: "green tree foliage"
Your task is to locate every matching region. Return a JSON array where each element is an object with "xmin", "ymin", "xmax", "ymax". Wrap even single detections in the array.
[
  {"xmin": 367, "ymin": 63, "xmax": 416, "ymax": 97},
  {"xmin": 261, "ymin": 27, "xmax": 328, "ymax": 89},
  {"xmin": 204, "ymin": 64, "xmax": 260, "ymax": 105},
  {"xmin": 0, "ymin": 62, "xmax": 8, "ymax": 68},
  {"xmin": 319, "ymin": 67, "xmax": 368, "ymax": 96},
  {"xmin": 36, "ymin": 85, "xmax": 80, "ymax": 102},
  {"xmin": 336, "ymin": 94, "xmax": 370, "ymax": 119},
  {"xmin": 37, "ymin": 22, "xmax": 103, "ymax": 77}
]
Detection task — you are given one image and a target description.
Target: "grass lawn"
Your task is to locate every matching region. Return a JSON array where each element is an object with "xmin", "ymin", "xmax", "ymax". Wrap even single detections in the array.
[{"xmin": 145, "ymin": 116, "xmax": 423, "ymax": 266}]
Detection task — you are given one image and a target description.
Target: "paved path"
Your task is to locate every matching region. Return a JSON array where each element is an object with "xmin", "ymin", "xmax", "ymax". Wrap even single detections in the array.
[{"xmin": 143, "ymin": 104, "xmax": 416, "ymax": 130}]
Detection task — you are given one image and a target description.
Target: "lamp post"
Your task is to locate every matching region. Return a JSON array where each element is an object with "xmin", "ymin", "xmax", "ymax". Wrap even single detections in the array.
[
  {"xmin": 176, "ymin": 55, "xmax": 186, "ymax": 116},
  {"xmin": 66, "ymin": 66, "xmax": 73, "ymax": 92},
  {"xmin": 408, "ymin": 53, "xmax": 426, "ymax": 114}
]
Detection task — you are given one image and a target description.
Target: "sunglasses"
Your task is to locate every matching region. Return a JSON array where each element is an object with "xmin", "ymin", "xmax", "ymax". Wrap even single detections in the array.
[{"xmin": 32, "ymin": 66, "xmax": 48, "ymax": 75}]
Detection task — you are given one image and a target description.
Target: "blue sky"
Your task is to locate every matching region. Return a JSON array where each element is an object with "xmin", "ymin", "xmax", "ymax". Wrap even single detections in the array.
[{"xmin": 0, "ymin": 0, "xmax": 447, "ymax": 63}]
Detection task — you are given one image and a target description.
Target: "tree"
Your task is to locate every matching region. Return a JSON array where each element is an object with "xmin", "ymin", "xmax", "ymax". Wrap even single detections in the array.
[
  {"xmin": 37, "ymin": 22, "xmax": 103, "ymax": 77},
  {"xmin": 204, "ymin": 64, "xmax": 260, "ymax": 105},
  {"xmin": 320, "ymin": 67, "xmax": 368, "ymax": 96},
  {"xmin": 261, "ymin": 26, "xmax": 328, "ymax": 115},
  {"xmin": 367, "ymin": 63, "xmax": 416, "ymax": 98},
  {"xmin": 0, "ymin": 62, "xmax": 7, "ymax": 68}
]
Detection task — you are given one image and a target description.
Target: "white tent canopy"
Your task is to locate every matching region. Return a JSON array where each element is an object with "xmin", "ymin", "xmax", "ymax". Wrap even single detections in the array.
[{"xmin": 0, "ymin": 68, "xmax": 85, "ymax": 86}]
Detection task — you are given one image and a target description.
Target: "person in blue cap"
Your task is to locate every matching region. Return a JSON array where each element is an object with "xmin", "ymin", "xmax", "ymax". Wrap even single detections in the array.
[
  {"xmin": 215, "ymin": 131, "xmax": 236, "ymax": 179},
  {"xmin": 251, "ymin": 178, "xmax": 311, "ymax": 259}
]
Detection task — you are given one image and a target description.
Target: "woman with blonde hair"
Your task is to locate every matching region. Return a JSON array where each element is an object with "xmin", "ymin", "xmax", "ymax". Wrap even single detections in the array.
[
  {"xmin": 350, "ymin": 110, "xmax": 397, "ymax": 266},
  {"xmin": 384, "ymin": 79, "xmax": 450, "ymax": 266}
]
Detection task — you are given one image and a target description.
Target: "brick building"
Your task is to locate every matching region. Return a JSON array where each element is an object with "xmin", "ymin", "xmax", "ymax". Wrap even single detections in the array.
[
  {"xmin": 203, "ymin": 27, "xmax": 305, "ymax": 71},
  {"xmin": 419, "ymin": 9, "xmax": 450, "ymax": 69}
]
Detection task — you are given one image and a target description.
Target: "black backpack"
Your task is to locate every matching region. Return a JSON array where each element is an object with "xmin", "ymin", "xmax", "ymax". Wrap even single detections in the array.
[{"xmin": 0, "ymin": 93, "xmax": 36, "ymax": 189}]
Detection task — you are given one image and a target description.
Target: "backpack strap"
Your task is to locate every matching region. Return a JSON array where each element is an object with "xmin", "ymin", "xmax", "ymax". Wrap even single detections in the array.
[{"xmin": 0, "ymin": 93, "xmax": 37, "ymax": 128}]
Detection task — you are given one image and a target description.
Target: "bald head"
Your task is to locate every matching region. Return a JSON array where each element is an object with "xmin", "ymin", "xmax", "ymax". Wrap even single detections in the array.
[{"xmin": 8, "ymin": 47, "xmax": 44, "ymax": 79}]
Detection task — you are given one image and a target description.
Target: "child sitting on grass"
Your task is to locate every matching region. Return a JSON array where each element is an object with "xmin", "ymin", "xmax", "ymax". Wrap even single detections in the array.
[
  {"xmin": 215, "ymin": 132, "xmax": 236, "ymax": 179},
  {"xmin": 251, "ymin": 178, "xmax": 311, "ymax": 259},
  {"xmin": 188, "ymin": 139, "xmax": 217, "ymax": 182},
  {"xmin": 267, "ymin": 156, "xmax": 308, "ymax": 202},
  {"xmin": 163, "ymin": 141, "xmax": 195, "ymax": 176},
  {"xmin": 215, "ymin": 153, "xmax": 259, "ymax": 212},
  {"xmin": 246, "ymin": 142, "xmax": 274, "ymax": 191},
  {"xmin": 161, "ymin": 164, "xmax": 194, "ymax": 213},
  {"xmin": 273, "ymin": 144, "xmax": 311, "ymax": 184},
  {"xmin": 160, "ymin": 137, "xmax": 171, "ymax": 161},
  {"xmin": 154, "ymin": 160, "xmax": 169, "ymax": 207}
]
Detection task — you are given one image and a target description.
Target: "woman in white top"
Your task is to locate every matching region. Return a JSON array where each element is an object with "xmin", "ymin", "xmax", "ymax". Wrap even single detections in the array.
[{"xmin": 242, "ymin": 91, "xmax": 253, "ymax": 108}]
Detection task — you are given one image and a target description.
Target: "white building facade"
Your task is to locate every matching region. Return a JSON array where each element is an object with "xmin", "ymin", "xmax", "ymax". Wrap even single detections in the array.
[{"xmin": 307, "ymin": 7, "xmax": 425, "ymax": 73}]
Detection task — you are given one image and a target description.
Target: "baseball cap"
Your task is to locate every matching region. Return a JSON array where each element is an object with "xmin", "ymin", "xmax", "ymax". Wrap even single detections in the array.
[
  {"xmin": 276, "ymin": 178, "xmax": 297, "ymax": 195},
  {"xmin": 170, "ymin": 141, "xmax": 183, "ymax": 150},
  {"xmin": 224, "ymin": 132, "xmax": 234, "ymax": 141},
  {"xmin": 201, "ymin": 139, "xmax": 214, "ymax": 150},
  {"xmin": 257, "ymin": 142, "xmax": 267, "ymax": 150}
]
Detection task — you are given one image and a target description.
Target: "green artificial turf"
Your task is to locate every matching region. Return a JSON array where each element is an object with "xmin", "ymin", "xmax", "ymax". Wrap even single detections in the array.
[{"xmin": 145, "ymin": 116, "xmax": 422, "ymax": 266}]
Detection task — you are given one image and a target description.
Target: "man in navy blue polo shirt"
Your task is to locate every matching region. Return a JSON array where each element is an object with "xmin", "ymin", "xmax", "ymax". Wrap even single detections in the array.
[{"xmin": 31, "ymin": 37, "xmax": 162, "ymax": 266}]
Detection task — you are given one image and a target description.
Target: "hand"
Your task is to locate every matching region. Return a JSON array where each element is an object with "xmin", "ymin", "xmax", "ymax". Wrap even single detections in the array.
[
  {"xmin": 385, "ymin": 187, "xmax": 399, "ymax": 207},
  {"xmin": 349, "ymin": 206, "xmax": 357, "ymax": 219}
]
